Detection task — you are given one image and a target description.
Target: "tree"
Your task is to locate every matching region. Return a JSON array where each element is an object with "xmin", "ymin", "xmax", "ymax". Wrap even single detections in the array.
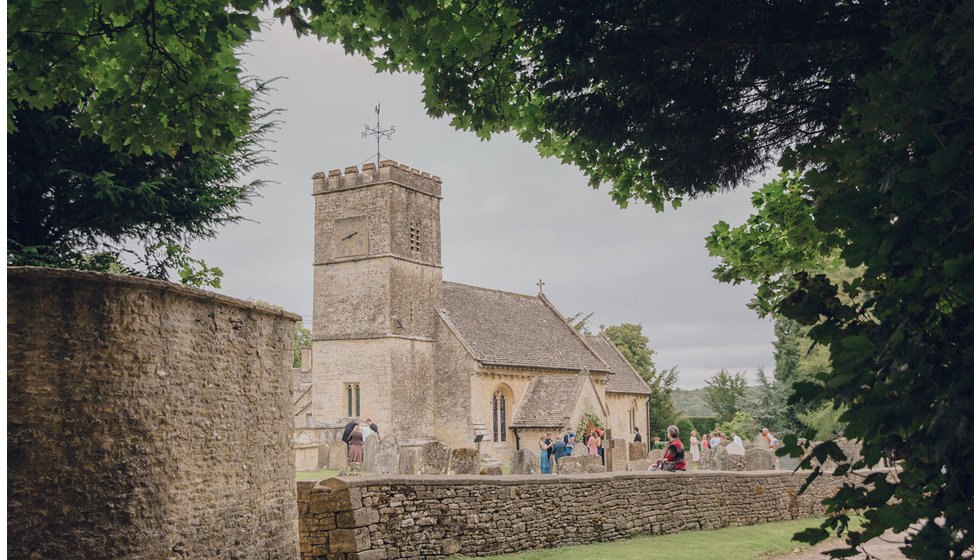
[
  {"xmin": 703, "ymin": 369, "xmax": 747, "ymax": 423},
  {"xmin": 8, "ymin": 0, "xmax": 266, "ymax": 155},
  {"xmin": 293, "ymin": 323, "xmax": 312, "ymax": 368},
  {"xmin": 739, "ymin": 368, "xmax": 788, "ymax": 436},
  {"xmin": 603, "ymin": 323, "xmax": 655, "ymax": 382},
  {"xmin": 7, "ymin": 99, "xmax": 275, "ymax": 278},
  {"xmin": 646, "ymin": 366, "xmax": 680, "ymax": 440},
  {"xmin": 565, "ymin": 312, "xmax": 595, "ymax": 335}
]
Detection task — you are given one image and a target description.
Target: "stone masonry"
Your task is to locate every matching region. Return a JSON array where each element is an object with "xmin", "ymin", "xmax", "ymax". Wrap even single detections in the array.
[
  {"xmin": 297, "ymin": 470, "xmax": 876, "ymax": 560},
  {"xmin": 8, "ymin": 267, "xmax": 301, "ymax": 560}
]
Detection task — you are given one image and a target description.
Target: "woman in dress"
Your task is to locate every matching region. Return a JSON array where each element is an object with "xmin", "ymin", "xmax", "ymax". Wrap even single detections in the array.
[
  {"xmin": 348, "ymin": 425, "xmax": 363, "ymax": 464},
  {"xmin": 587, "ymin": 429, "xmax": 600, "ymax": 456},
  {"xmin": 690, "ymin": 430, "xmax": 701, "ymax": 463},
  {"xmin": 539, "ymin": 435, "xmax": 552, "ymax": 474}
]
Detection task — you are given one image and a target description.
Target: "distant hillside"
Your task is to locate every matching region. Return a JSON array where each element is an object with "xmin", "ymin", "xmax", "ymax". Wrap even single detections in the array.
[
  {"xmin": 672, "ymin": 386, "xmax": 763, "ymax": 417},
  {"xmin": 671, "ymin": 388, "xmax": 712, "ymax": 416}
]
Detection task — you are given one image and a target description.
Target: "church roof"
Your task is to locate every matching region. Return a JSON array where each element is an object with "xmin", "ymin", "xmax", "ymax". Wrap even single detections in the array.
[
  {"xmin": 438, "ymin": 282, "xmax": 611, "ymax": 373},
  {"xmin": 583, "ymin": 333, "xmax": 653, "ymax": 396},
  {"xmin": 509, "ymin": 373, "xmax": 585, "ymax": 429}
]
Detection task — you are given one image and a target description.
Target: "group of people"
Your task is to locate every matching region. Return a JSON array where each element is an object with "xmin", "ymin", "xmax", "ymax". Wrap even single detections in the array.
[
  {"xmin": 340, "ymin": 418, "xmax": 380, "ymax": 464},
  {"xmin": 537, "ymin": 427, "xmax": 583, "ymax": 474}
]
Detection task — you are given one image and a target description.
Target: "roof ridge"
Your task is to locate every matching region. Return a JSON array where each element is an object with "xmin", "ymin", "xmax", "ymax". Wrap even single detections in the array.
[
  {"xmin": 442, "ymin": 280, "xmax": 539, "ymax": 301},
  {"xmin": 537, "ymin": 292, "xmax": 613, "ymax": 372}
]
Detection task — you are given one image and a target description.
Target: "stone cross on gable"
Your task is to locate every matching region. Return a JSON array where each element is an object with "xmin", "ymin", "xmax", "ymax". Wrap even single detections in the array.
[{"xmin": 537, "ymin": 279, "xmax": 545, "ymax": 295}]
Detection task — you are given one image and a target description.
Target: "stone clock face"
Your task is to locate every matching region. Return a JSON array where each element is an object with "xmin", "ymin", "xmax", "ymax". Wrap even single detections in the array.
[{"xmin": 335, "ymin": 216, "xmax": 368, "ymax": 258}]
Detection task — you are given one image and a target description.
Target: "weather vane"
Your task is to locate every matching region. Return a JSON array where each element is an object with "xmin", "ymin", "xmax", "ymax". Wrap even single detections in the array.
[{"xmin": 362, "ymin": 103, "xmax": 395, "ymax": 167}]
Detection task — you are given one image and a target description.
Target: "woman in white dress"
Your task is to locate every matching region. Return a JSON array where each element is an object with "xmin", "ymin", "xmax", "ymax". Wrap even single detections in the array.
[{"xmin": 690, "ymin": 431, "xmax": 701, "ymax": 462}]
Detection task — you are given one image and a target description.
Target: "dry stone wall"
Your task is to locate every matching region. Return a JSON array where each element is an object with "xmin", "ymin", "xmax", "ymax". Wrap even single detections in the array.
[
  {"xmin": 8, "ymin": 267, "xmax": 301, "ymax": 560},
  {"xmin": 297, "ymin": 470, "xmax": 872, "ymax": 560}
]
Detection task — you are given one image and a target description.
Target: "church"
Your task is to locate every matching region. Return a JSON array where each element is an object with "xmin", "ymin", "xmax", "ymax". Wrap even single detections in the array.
[{"xmin": 308, "ymin": 160, "xmax": 650, "ymax": 463}]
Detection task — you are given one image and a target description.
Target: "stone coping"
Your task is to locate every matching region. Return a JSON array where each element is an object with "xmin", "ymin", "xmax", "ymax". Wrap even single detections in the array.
[
  {"xmin": 8, "ymin": 266, "xmax": 302, "ymax": 321},
  {"xmin": 300, "ymin": 469, "xmax": 876, "ymax": 490}
]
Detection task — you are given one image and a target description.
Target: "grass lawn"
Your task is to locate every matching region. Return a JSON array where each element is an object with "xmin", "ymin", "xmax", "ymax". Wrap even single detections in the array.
[
  {"xmin": 447, "ymin": 517, "xmax": 824, "ymax": 560},
  {"xmin": 296, "ymin": 469, "xmax": 341, "ymax": 480}
]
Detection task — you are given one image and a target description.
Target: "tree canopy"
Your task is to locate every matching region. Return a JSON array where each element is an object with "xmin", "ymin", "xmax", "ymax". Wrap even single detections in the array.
[
  {"xmin": 8, "ymin": 1, "xmax": 278, "ymax": 277},
  {"xmin": 703, "ymin": 369, "xmax": 747, "ymax": 424}
]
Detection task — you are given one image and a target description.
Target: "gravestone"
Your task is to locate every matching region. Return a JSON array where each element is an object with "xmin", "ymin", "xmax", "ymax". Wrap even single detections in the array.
[
  {"xmin": 480, "ymin": 465, "xmax": 503, "ymax": 475},
  {"xmin": 397, "ymin": 448, "xmax": 418, "ymax": 475},
  {"xmin": 778, "ymin": 456, "xmax": 799, "ymax": 471},
  {"xmin": 362, "ymin": 433, "xmax": 380, "ymax": 472},
  {"xmin": 745, "ymin": 447, "xmax": 775, "ymax": 471},
  {"xmin": 571, "ymin": 443, "xmax": 589, "ymax": 457},
  {"xmin": 610, "ymin": 438, "xmax": 628, "ymax": 470},
  {"xmin": 373, "ymin": 435, "xmax": 400, "ymax": 475},
  {"xmin": 510, "ymin": 448, "xmax": 538, "ymax": 475},
  {"xmin": 648, "ymin": 449, "xmax": 665, "ymax": 463},
  {"xmin": 726, "ymin": 454, "xmax": 746, "ymax": 471},
  {"xmin": 449, "ymin": 448, "xmax": 480, "ymax": 475},
  {"xmin": 628, "ymin": 441, "xmax": 646, "ymax": 462},
  {"xmin": 753, "ymin": 434, "xmax": 769, "ymax": 448},
  {"xmin": 328, "ymin": 441, "xmax": 349, "ymax": 470},
  {"xmin": 726, "ymin": 442, "xmax": 746, "ymax": 456},
  {"xmin": 627, "ymin": 460, "xmax": 651, "ymax": 472},
  {"xmin": 576, "ymin": 455, "xmax": 602, "ymax": 471},
  {"xmin": 556, "ymin": 456, "xmax": 583, "ymax": 474},
  {"xmin": 714, "ymin": 445, "xmax": 730, "ymax": 470},
  {"xmin": 419, "ymin": 441, "xmax": 451, "ymax": 474},
  {"xmin": 317, "ymin": 444, "xmax": 330, "ymax": 468}
]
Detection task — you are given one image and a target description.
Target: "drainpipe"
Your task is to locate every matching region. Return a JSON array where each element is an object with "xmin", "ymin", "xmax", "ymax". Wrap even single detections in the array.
[{"xmin": 512, "ymin": 427, "xmax": 520, "ymax": 450}]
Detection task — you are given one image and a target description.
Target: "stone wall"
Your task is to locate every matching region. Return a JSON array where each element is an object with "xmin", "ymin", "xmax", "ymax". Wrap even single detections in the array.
[
  {"xmin": 8, "ymin": 267, "xmax": 301, "ymax": 559},
  {"xmin": 297, "ymin": 470, "xmax": 870, "ymax": 559}
]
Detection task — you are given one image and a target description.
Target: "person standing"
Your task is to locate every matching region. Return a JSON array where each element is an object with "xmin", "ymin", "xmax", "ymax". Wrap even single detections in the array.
[
  {"xmin": 732, "ymin": 433, "xmax": 743, "ymax": 447},
  {"xmin": 563, "ymin": 427, "xmax": 575, "ymax": 456},
  {"xmin": 366, "ymin": 417, "xmax": 379, "ymax": 436},
  {"xmin": 539, "ymin": 435, "xmax": 552, "ymax": 474},
  {"xmin": 762, "ymin": 428, "xmax": 777, "ymax": 450},
  {"xmin": 587, "ymin": 430, "xmax": 600, "ymax": 456},
  {"xmin": 596, "ymin": 427, "xmax": 605, "ymax": 465},
  {"xmin": 348, "ymin": 425, "xmax": 364, "ymax": 464},
  {"xmin": 341, "ymin": 420, "xmax": 358, "ymax": 452},
  {"xmin": 633, "ymin": 427, "xmax": 642, "ymax": 442},
  {"xmin": 690, "ymin": 431, "xmax": 701, "ymax": 463},
  {"xmin": 551, "ymin": 438, "xmax": 567, "ymax": 472},
  {"xmin": 709, "ymin": 432, "xmax": 721, "ymax": 449},
  {"xmin": 701, "ymin": 434, "xmax": 709, "ymax": 451}
]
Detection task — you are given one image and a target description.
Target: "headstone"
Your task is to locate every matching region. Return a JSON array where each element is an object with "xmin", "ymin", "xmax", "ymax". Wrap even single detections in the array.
[
  {"xmin": 480, "ymin": 465, "xmax": 503, "ymax": 475},
  {"xmin": 449, "ymin": 448, "xmax": 480, "ymax": 475},
  {"xmin": 397, "ymin": 448, "xmax": 418, "ymax": 475},
  {"xmin": 726, "ymin": 442, "xmax": 746, "ymax": 456},
  {"xmin": 373, "ymin": 435, "xmax": 400, "ymax": 475},
  {"xmin": 627, "ymin": 460, "xmax": 651, "ymax": 472},
  {"xmin": 419, "ymin": 441, "xmax": 451, "ymax": 474},
  {"xmin": 726, "ymin": 454, "xmax": 746, "ymax": 471},
  {"xmin": 556, "ymin": 456, "xmax": 583, "ymax": 474},
  {"xmin": 778, "ymin": 456, "xmax": 799, "ymax": 471},
  {"xmin": 510, "ymin": 448, "xmax": 538, "ymax": 475},
  {"xmin": 318, "ymin": 444, "xmax": 330, "ymax": 468},
  {"xmin": 328, "ymin": 441, "xmax": 349, "ymax": 470},
  {"xmin": 610, "ymin": 438, "xmax": 628, "ymax": 470},
  {"xmin": 628, "ymin": 441, "xmax": 646, "ymax": 462},
  {"xmin": 571, "ymin": 443, "xmax": 589, "ymax": 457},
  {"xmin": 714, "ymin": 445, "xmax": 730, "ymax": 470},
  {"xmin": 647, "ymin": 449, "xmax": 665, "ymax": 463},
  {"xmin": 576, "ymin": 455, "xmax": 602, "ymax": 471},
  {"xmin": 745, "ymin": 447, "xmax": 776, "ymax": 471},
  {"xmin": 753, "ymin": 434, "xmax": 769, "ymax": 448},
  {"xmin": 719, "ymin": 440, "xmax": 732, "ymax": 448},
  {"xmin": 361, "ymin": 433, "xmax": 380, "ymax": 472}
]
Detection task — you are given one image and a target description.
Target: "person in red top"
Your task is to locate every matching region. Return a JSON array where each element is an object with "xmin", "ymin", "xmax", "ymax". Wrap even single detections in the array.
[{"xmin": 650, "ymin": 425, "xmax": 686, "ymax": 471}]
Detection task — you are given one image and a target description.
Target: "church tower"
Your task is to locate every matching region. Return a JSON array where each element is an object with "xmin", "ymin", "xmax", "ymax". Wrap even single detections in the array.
[{"xmin": 310, "ymin": 161, "xmax": 443, "ymax": 440}]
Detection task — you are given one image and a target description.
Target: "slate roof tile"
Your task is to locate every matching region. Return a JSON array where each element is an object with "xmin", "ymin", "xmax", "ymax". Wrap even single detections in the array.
[
  {"xmin": 509, "ymin": 373, "xmax": 584, "ymax": 428},
  {"xmin": 439, "ymin": 282, "xmax": 610, "ymax": 373},
  {"xmin": 584, "ymin": 334, "xmax": 653, "ymax": 396}
]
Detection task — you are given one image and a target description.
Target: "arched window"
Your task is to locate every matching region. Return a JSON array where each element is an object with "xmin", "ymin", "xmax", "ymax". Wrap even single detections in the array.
[
  {"xmin": 492, "ymin": 389, "xmax": 508, "ymax": 442},
  {"xmin": 629, "ymin": 401, "xmax": 637, "ymax": 433}
]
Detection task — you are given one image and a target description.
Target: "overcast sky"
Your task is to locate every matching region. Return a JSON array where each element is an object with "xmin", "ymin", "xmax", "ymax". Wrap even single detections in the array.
[{"xmin": 189, "ymin": 18, "xmax": 777, "ymax": 390}]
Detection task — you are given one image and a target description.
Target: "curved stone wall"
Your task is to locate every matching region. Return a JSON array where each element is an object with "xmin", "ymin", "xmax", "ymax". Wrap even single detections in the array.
[{"xmin": 8, "ymin": 267, "xmax": 301, "ymax": 559}]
